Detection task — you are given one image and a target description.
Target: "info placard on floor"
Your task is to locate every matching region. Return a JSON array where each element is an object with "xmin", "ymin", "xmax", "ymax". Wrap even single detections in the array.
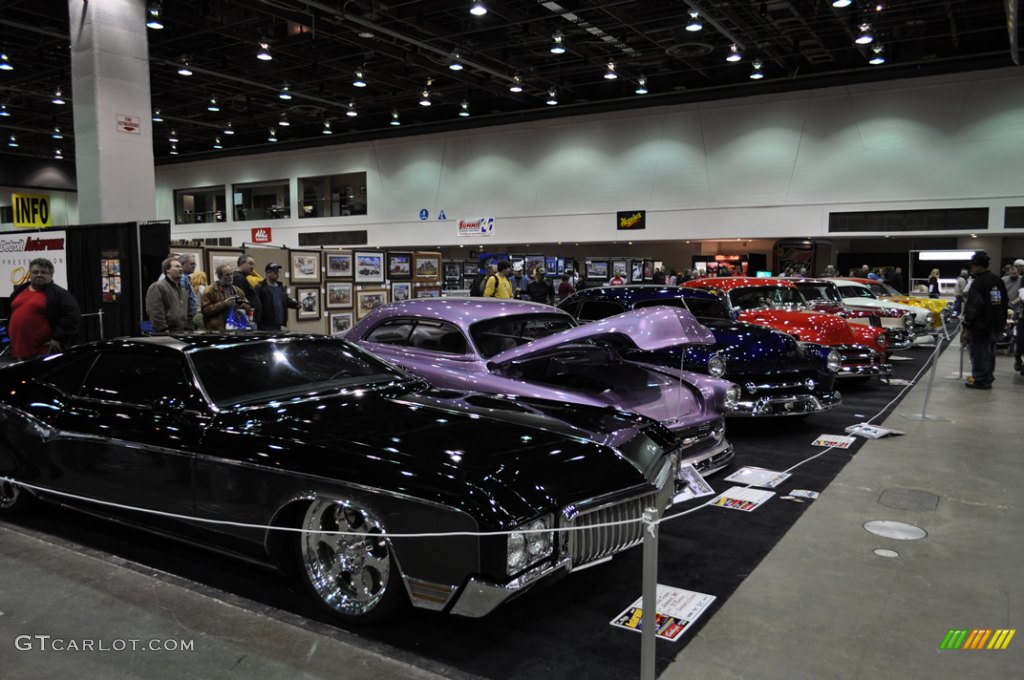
[
  {"xmin": 673, "ymin": 463, "xmax": 715, "ymax": 503},
  {"xmin": 812, "ymin": 434, "xmax": 856, "ymax": 449},
  {"xmin": 724, "ymin": 466, "xmax": 791, "ymax": 489},
  {"xmin": 610, "ymin": 585, "xmax": 716, "ymax": 641},
  {"xmin": 710, "ymin": 486, "xmax": 775, "ymax": 512}
]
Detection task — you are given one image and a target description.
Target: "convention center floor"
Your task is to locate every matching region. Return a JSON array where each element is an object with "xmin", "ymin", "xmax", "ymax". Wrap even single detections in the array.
[{"xmin": 0, "ymin": 334, "xmax": 1020, "ymax": 680}]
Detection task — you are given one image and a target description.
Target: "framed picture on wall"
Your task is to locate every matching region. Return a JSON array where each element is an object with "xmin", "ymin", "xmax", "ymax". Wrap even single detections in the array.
[
  {"xmin": 387, "ymin": 251, "xmax": 412, "ymax": 280},
  {"xmin": 586, "ymin": 259, "xmax": 609, "ymax": 280},
  {"xmin": 462, "ymin": 261, "xmax": 479, "ymax": 276},
  {"xmin": 354, "ymin": 251, "xmax": 385, "ymax": 284},
  {"xmin": 325, "ymin": 251, "xmax": 353, "ymax": 279},
  {"xmin": 356, "ymin": 288, "xmax": 388, "ymax": 319},
  {"xmin": 173, "ymin": 247, "xmax": 204, "ymax": 275},
  {"xmin": 415, "ymin": 285, "xmax": 442, "ymax": 299},
  {"xmin": 524, "ymin": 254, "xmax": 545, "ymax": 277},
  {"xmin": 325, "ymin": 281, "xmax": 353, "ymax": 309},
  {"xmin": 207, "ymin": 248, "xmax": 242, "ymax": 281},
  {"xmin": 296, "ymin": 287, "xmax": 321, "ymax": 319},
  {"xmin": 630, "ymin": 260, "xmax": 644, "ymax": 282},
  {"xmin": 413, "ymin": 252, "xmax": 442, "ymax": 282},
  {"xmin": 290, "ymin": 251, "xmax": 321, "ymax": 284},
  {"xmin": 330, "ymin": 312, "xmax": 354, "ymax": 337},
  {"xmin": 391, "ymin": 281, "xmax": 412, "ymax": 303},
  {"xmin": 643, "ymin": 259, "xmax": 655, "ymax": 280},
  {"xmin": 443, "ymin": 262, "xmax": 462, "ymax": 279},
  {"xmin": 610, "ymin": 259, "xmax": 628, "ymax": 279}
]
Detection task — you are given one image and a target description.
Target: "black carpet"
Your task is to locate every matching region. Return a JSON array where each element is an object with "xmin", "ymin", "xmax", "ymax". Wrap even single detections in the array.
[{"xmin": 2, "ymin": 338, "xmax": 951, "ymax": 680}]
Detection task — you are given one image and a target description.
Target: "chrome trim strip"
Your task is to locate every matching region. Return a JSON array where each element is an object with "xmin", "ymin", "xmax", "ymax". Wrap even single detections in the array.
[
  {"xmin": 403, "ymin": 577, "xmax": 460, "ymax": 612},
  {"xmin": 449, "ymin": 557, "xmax": 572, "ymax": 618},
  {"xmin": 727, "ymin": 391, "xmax": 841, "ymax": 417}
]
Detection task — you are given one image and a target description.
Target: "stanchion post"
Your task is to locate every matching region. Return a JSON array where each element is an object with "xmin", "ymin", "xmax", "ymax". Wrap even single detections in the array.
[
  {"xmin": 901, "ymin": 319, "xmax": 953, "ymax": 422},
  {"xmin": 640, "ymin": 507, "xmax": 658, "ymax": 680}
]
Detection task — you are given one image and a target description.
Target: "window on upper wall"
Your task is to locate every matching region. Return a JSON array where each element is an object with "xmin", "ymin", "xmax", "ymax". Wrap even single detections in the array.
[
  {"xmin": 297, "ymin": 172, "xmax": 367, "ymax": 218},
  {"xmin": 232, "ymin": 180, "xmax": 290, "ymax": 221},
  {"xmin": 174, "ymin": 186, "xmax": 226, "ymax": 224}
]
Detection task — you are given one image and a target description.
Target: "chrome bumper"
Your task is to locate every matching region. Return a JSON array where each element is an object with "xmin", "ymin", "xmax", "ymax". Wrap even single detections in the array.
[
  {"xmin": 449, "ymin": 556, "xmax": 572, "ymax": 618},
  {"xmin": 728, "ymin": 390, "xmax": 841, "ymax": 417},
  {"xmin": 686, "ymin": 437, "xmax": 734, "ymax": 476},
  {"xmin": 887, "ymin": 330, "xmax": 913, "ymax": 351},
  {"xmin": 836, "ymin": 362, "xmax": 894, "ymax": 378}
]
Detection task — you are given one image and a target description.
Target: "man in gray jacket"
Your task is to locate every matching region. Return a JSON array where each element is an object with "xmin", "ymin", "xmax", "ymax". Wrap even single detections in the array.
[{"xmin": 145, "ymin": 257, "xmax": 190, "ymax": 334}]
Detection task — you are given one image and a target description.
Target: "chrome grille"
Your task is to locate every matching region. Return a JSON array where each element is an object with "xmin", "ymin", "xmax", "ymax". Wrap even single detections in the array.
[
  {"xmin": 566, "ymin": 492, "xmax": 656, "ymax": 566},
  {"xmin": 675, "ymin": 422, "xmax": 712, "ymax": 447}
]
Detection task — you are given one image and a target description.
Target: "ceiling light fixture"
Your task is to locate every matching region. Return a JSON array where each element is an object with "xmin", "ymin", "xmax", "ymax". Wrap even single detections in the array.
[
  {"xmin": 322, "ymin": 119, "xmax": 333, "ymax": 134},
  {"xmin": 346, "ymin": 102, "xmax": 358, "ymax": 117},
  {"xmin": 278, "ymin": 83, "xmax": 292, "ymax": 100},
  {"xmin": 353, "ymin": 69, "xmax": 367, "ymax": 87},
  {"xmin": 390, "ymin": 110, "xmax": 401, "ymax": 126},
  {"xmin": 146, "ymin": 1, "xmax": 164, "ymax": 29},
  {"xmin": 169, "ymin": 144, "xmax": 178, "ymax": 155},
  {"xmin": 832, "ymin": 0, "xmax": 852, "ymax": 7},
  {"xmin": 207, "ymin": 96, "xmax": 219, "ymax": 112},
  {"xmin": 52, "ymin": 126, "xmax": 63, "ymax": 139},
  {"xmin": 686, "ymin": 10, "xmax": 703, "ymax": 32},
  {"xmin": 470, "ymin": 2, "xmax": 487, "ymax": 16},
  {"xmin": 257, "ymin": 39, "xmax": 272, "ymax": 61},
  {"xmin": 278, "ymin": 113, "xmax": 290, "ymax": 127},
  {"xmin": 509, "ymin": 74, "xmax": 524, "ymax": 93},
  {"xmin": 750, "ymin": 59, "xmax": 764, "ymax": 80},
  {"xmin": 0, "ymin": 53, "xmax": 13, "ymax": 71},
  {"xmin": 550, "ymin": 31, "xmax": 566, "ymax": 55},
  {"xmin": 459, "ymin": 100, "xmax": 470, "ymax": 117},
  {"xmin": 546, "ymin": 88, "xmax": 558, "ymax": 105},
  {"xmin": 168, "ymin": 130, "xmax": 179, "ymax": 143},
  {"xmin": 52, "ymin": 87, "xmax": 66, "ymax": 105},
  {"xmin": 152, "ymin": 108, "xmax": 163, "ymax": 122},
  {"xmin": 223, "ymin": 121, "xmax": 234, "ymax": 135},
  {"xmin": 604, "ymin": 61, "xmax": 618, "ymax": 80},
  {"xmin": 267, "ymin": 128, "xmax": 278, "ymax": 142},
  {"xmin": 868, "ymin": 44, "xmax": 886, "ymax": 64},
  {"xmin": 419, "ymin": 80, "xmax": 432, "ymax": 106},
  {"xmin": 635, "ymin": 76, "xmax": 648, "ymax": 95},
  {"xmin": 7, "ymin": 134, "xmax": 17, "ymax": 148},
  {"xmin": 0, "ymin": 104, "xmax": 10, "ymax": 117},
  {"xmin": 54, "ymin": 148, "xmax": 63, "ymax": 159},
  {"xmin": 177, "ymin": 58, "xmax": 193, "ymax": 76},
  {"xmin": 856, "ymin": 23, "xmax": 874, "ymax": 44},
  {"xmin": 726, "ymin": 44, "xmax": 743, "ymax": 62},
  {"xmin": 449, "ymin": 52, "xmax": 464, "ymax": 71},
  {"xmin": 213, "ymin": 136, "xmax": 223, "ymax": 149}
]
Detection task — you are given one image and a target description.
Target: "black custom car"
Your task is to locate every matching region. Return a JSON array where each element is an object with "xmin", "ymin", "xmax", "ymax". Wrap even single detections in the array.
[{"xmin": 0, "ymin": 334, "xmax": 679, "ymax": 622}]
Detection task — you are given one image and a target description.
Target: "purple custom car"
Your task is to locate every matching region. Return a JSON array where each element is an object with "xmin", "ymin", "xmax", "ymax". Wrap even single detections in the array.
[{"xmin": 348, "ymin": 299, "xmax": 738, "ymax": 475}]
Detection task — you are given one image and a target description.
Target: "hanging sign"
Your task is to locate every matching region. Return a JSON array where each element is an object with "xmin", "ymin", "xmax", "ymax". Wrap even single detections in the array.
[
  {"xmin": 0, "ymin": 230, "xmax": 69, "ymax": 296},
  {"xmin": 117, "ymin": 114, "xmax": 141, "ymax": 134},
  {"xmin": 12, "ymin": 193, "xmax": 52, "ymax": 228},
  {"xmin": 251, "ymin": 227, "xmax": 272, "ymax": 243},
  {"xmin": 616, "ymin": 210, "xmax": 646, "ymax": 230},
  {"xmin": 458, "ymin": 217, "xmax": 495, "ymax": 237}
]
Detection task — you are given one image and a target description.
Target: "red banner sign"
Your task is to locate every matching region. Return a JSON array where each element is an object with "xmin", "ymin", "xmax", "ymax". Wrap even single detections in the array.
[{"xmin": 251, "ymin": 227, "xmax": 272, "ymax": 243}]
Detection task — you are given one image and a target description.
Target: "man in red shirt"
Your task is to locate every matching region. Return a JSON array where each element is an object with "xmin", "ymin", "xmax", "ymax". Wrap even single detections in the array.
[{"xmin": 7, "ymin": 258, "xmax": 81, "ymax": 360}]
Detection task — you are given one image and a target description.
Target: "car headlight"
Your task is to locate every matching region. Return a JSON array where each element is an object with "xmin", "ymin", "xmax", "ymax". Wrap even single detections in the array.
[
  {"xmin": 507, "ymin": 514, "xmax": 554, "ymax": 575},
  {"xmin": 826, "ymin": 350, "xmax": 842, "ymax": 373},
  {"xmin": 724, "ymin": 385, "xmax": 740, "ymax": 410},
  {"xmin": 924, "ymin": 311, "xmax": 934, "ymax": 324},
  {"xmin": 876, "ymin": 333, "xmax": 888, "ymax": 349},
  {"xmin": 902, "ymin": 313, "xmax": 914, "ymax": 328},
  {"xmin": 708, "ymin": 352, "xmax": 727, "ymax": 378}
]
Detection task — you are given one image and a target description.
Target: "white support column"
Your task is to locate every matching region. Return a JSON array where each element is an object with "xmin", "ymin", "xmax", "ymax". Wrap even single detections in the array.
[{"xmin": 69, "ymin": 0, "xmax": 156, "ymax": 224}]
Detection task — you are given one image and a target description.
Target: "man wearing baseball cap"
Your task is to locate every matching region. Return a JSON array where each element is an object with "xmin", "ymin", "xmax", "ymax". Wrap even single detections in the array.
[
  {"xmin": 255, "ymin": 262, "xmax": 299, "ymax": 331},
  {"xmin": 962, "ymin": 252, "xmax": 1008, "ymax": 389}
]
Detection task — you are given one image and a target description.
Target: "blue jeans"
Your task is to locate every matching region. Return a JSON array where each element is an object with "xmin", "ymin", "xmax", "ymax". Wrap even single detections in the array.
[{"xmin": 969, "ymin": 334, "xmax": 996, "ymax": 386}]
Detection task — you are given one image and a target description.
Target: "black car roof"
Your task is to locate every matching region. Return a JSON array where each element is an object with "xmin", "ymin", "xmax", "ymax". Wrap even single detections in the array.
[
  {"xmin": 565, "ymin": 285, "xmax": 720, "ymax": 303},
  {"xmin": 99, "ymin": 332, "xmax": 331, "ymax": 352}
]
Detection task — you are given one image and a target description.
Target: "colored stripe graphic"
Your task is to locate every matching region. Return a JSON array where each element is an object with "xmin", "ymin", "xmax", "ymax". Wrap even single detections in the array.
[
  {"xmin": 989, "ymin": 629, "xmax": 1016, "ymax": 650},
  {"xmin": 942, "ymin": 628, "xmax": 1016, "ymax": 650},
  {"xmin": 973, "ymin": 630, "xmax": 993, "ymax": 649},
  {"xmin": 940, "ymin": 629, "xmax": 969, "ymax": 649}
]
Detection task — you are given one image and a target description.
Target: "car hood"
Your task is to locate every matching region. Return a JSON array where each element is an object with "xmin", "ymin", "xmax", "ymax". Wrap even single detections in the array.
[
  {"xmin": 489, "ymin": 306, "xmax": 715, "ymax": 366},
  {"xmin": 737, "ymin": 309, "xmax": 857, "ymax": 345}
]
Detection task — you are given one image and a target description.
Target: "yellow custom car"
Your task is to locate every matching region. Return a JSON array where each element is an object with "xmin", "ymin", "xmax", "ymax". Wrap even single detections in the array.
[{"xmin": 845, "ymin": 278, "xmax": 951, "ymax": 329}]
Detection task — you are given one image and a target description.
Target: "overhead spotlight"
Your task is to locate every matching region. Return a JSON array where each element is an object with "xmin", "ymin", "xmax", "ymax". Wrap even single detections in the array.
[
  {"xmin": 213, "ymin": 136, "xmax": 223, "ymax": 149},
  {"xmin": 7, "ymin": 134, "xmax": 17, "ymax": 148},
  {"xmin": 686, "ymin": 10, "xmax": 703, "ymax": 32},
  {"xmin": 322, "ymin": 119, "xmax": 333, "ymax": 134},
  {"xmin": 419, "ymin": 84, "xmax": 432, "ymax": 106},
  {"xmin": 449, "ymin": 52, "xmax": 464, "ymax": 71},
  {"xmin": 546, "ymin": 88, "xmax": 558, "ymax": 105},
  {"xmin": 390, "ymin": 110, "xmax": 401, "ymax": 126},
  {"xmin": 509, "ymin": 74, "xmax": 524, "ymax": 93},
  {"xmin": 550, "ymin": 31, "xmax": 566, "ymax": 54},
  {"xmin": 459, "ymin": 100, "xmax": 470, "ymax": 117},
  {"xmin": 169, "ymin": 144, "xmax": 178, "ymax": 155},
  {"xmin": 832, "ymin": 0, "xmax": 852, "ymax": 7},
  {"xmin": 152, "ymin": 108, "xmax": 164, "ymax": 122},
  {"xmin": 0, "ymin": 104, "xmax": 10, "ymax": 117},
  {"xmin": 267, "ymin": 128, "xmax": 278, "ymax": 142},
  {"xmin": 750, "ymin": 59, "xmax": 764, "ymax": 80},
  {"xmin": 278, "ymin": 83, "xmax": 292, "ymax": 100},
  {"xmin": 855, "ymin": 23, "xmax": 874, "ymax": 44},
  {"xmin": 470, "ymin": 2, "xmax": 487, "ymax": 16},
  {"xmin": 603, "ymin": 61, "xmax": 618, "ymax": 80},
  {"xmin": 52, "ymin": 87, "xmax": 66, "ymax": 105},
  {"xmin": 875, "ymin": 3, "xmax": 885, "ymax": 10},
  {"xmin": 868, "ymin": 44, "xmax": 886, "ymax": 65},
  {"xmin": 635, "ymin": 76, "xmax": 648, "ymax": 95},
  {"xmin": 257, "ymin": 39, "xmax": 272, "ymax": 61},
  {"xmin": 353, "ymin": 69, "xmax": 367, "ymax": 87},
  {"xmin": 168, "ymin": 129, "xmax": 179, "ymax": 143},
  {"xmin": 223, "ymin": 121, "xmax": 234, "ymax": 135},
  {"xmin": 52, "ymin": 126, "xmax": 63, "ymax": 139},
  {"xmin": 177, "ymin": 58, "xmax": 193, "ymax": 76},
  {"xmin": 54, "ymin": 148, "xmax": 63, "ymax": 159},
  {"xmin": 346, "ymin": 102, "xmax": 358, "ymax": 117},
  {"xmin": 0, "ymin": 53, "xmax": 13, "ymax": 71},
  {"xmin": 278, "ymin": 112, "xmax": 290, "ymax": 127},
  {"xmin": 207, "ymin": 96, "xmax": 219, "ymax": 112},
  {"xmin": 726, "ymin": 44, "xmax": 743, "ymax": 62},
  {"xmin": 146, "ymin": 1, "xmax": 164, "ymax": 29}
]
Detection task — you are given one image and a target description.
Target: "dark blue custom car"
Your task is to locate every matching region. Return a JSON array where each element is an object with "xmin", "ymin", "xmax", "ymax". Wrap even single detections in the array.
[{"xmin": 559, "ymin": 286, "xmax": 842, "ymax": 418}]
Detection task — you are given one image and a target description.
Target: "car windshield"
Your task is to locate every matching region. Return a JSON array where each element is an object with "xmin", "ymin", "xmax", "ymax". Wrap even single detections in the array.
[
  {"xmin": 469, "ymin": 313, "xmax": 577, "ymax": 358},
  {"xmin": 189, "ymin": 337, "xmax": 405, "ymax": 407},
  {"xmin": 837, "ymin": 285, "xmax": 876, "ymax": 300},
  {"xmin": 633, "ymin": 297, "xmax": 732, "ymax": 321},
  {"xmin": 728, "ymin": 286, "xmax": 806, "ymax": 310},
  {"xmin": 795, "ymin": 283, "xmax": 842, "ymax": 302},
  {"xmin": 875, "ymin": 283, "xmax": 900, "ymax": 296}
]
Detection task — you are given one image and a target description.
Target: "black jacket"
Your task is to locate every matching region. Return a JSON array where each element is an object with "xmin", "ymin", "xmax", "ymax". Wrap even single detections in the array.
[
  {"xmin": 8, "ymin": 281, "xmax": 81, "ymax": 348},
  {"xmin": 232, "ymin": 271, "xmax": 262, "ymax": 320},
  {"xmin": 963, "ymin": 270, "xmax": 1008, "ymax": 337},
  {"xmin": 254, "ymin": 280, "xmax": 298, "ymax": 330}
]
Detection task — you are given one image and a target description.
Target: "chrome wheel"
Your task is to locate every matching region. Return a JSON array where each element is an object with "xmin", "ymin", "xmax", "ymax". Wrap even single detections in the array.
[
  {"xmin": 0, "ymin": 479, "xmax": 21, "ymax": 511},
  {"xmin": 300, "ymin": 499, "xmax": 393, "ymax": 619}
]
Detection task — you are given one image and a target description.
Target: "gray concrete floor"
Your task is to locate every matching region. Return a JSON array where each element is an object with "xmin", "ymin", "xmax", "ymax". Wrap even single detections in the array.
[{"xmin": 0, "ymin": 338, "xmax": 1020, "ymax": 679}]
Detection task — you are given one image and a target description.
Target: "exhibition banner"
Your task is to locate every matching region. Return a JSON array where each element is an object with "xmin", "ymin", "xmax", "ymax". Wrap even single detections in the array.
[
  {"xmin": 457, "ymin": 217, "xmax": 495, "ymax": 237},
  {"xmin": 616, "ymin": 210, "xmax": 646, "ymax": 230},
  {"xmin": 0, "ymin": 230, "xmax": 69, "ymax": 296}
]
